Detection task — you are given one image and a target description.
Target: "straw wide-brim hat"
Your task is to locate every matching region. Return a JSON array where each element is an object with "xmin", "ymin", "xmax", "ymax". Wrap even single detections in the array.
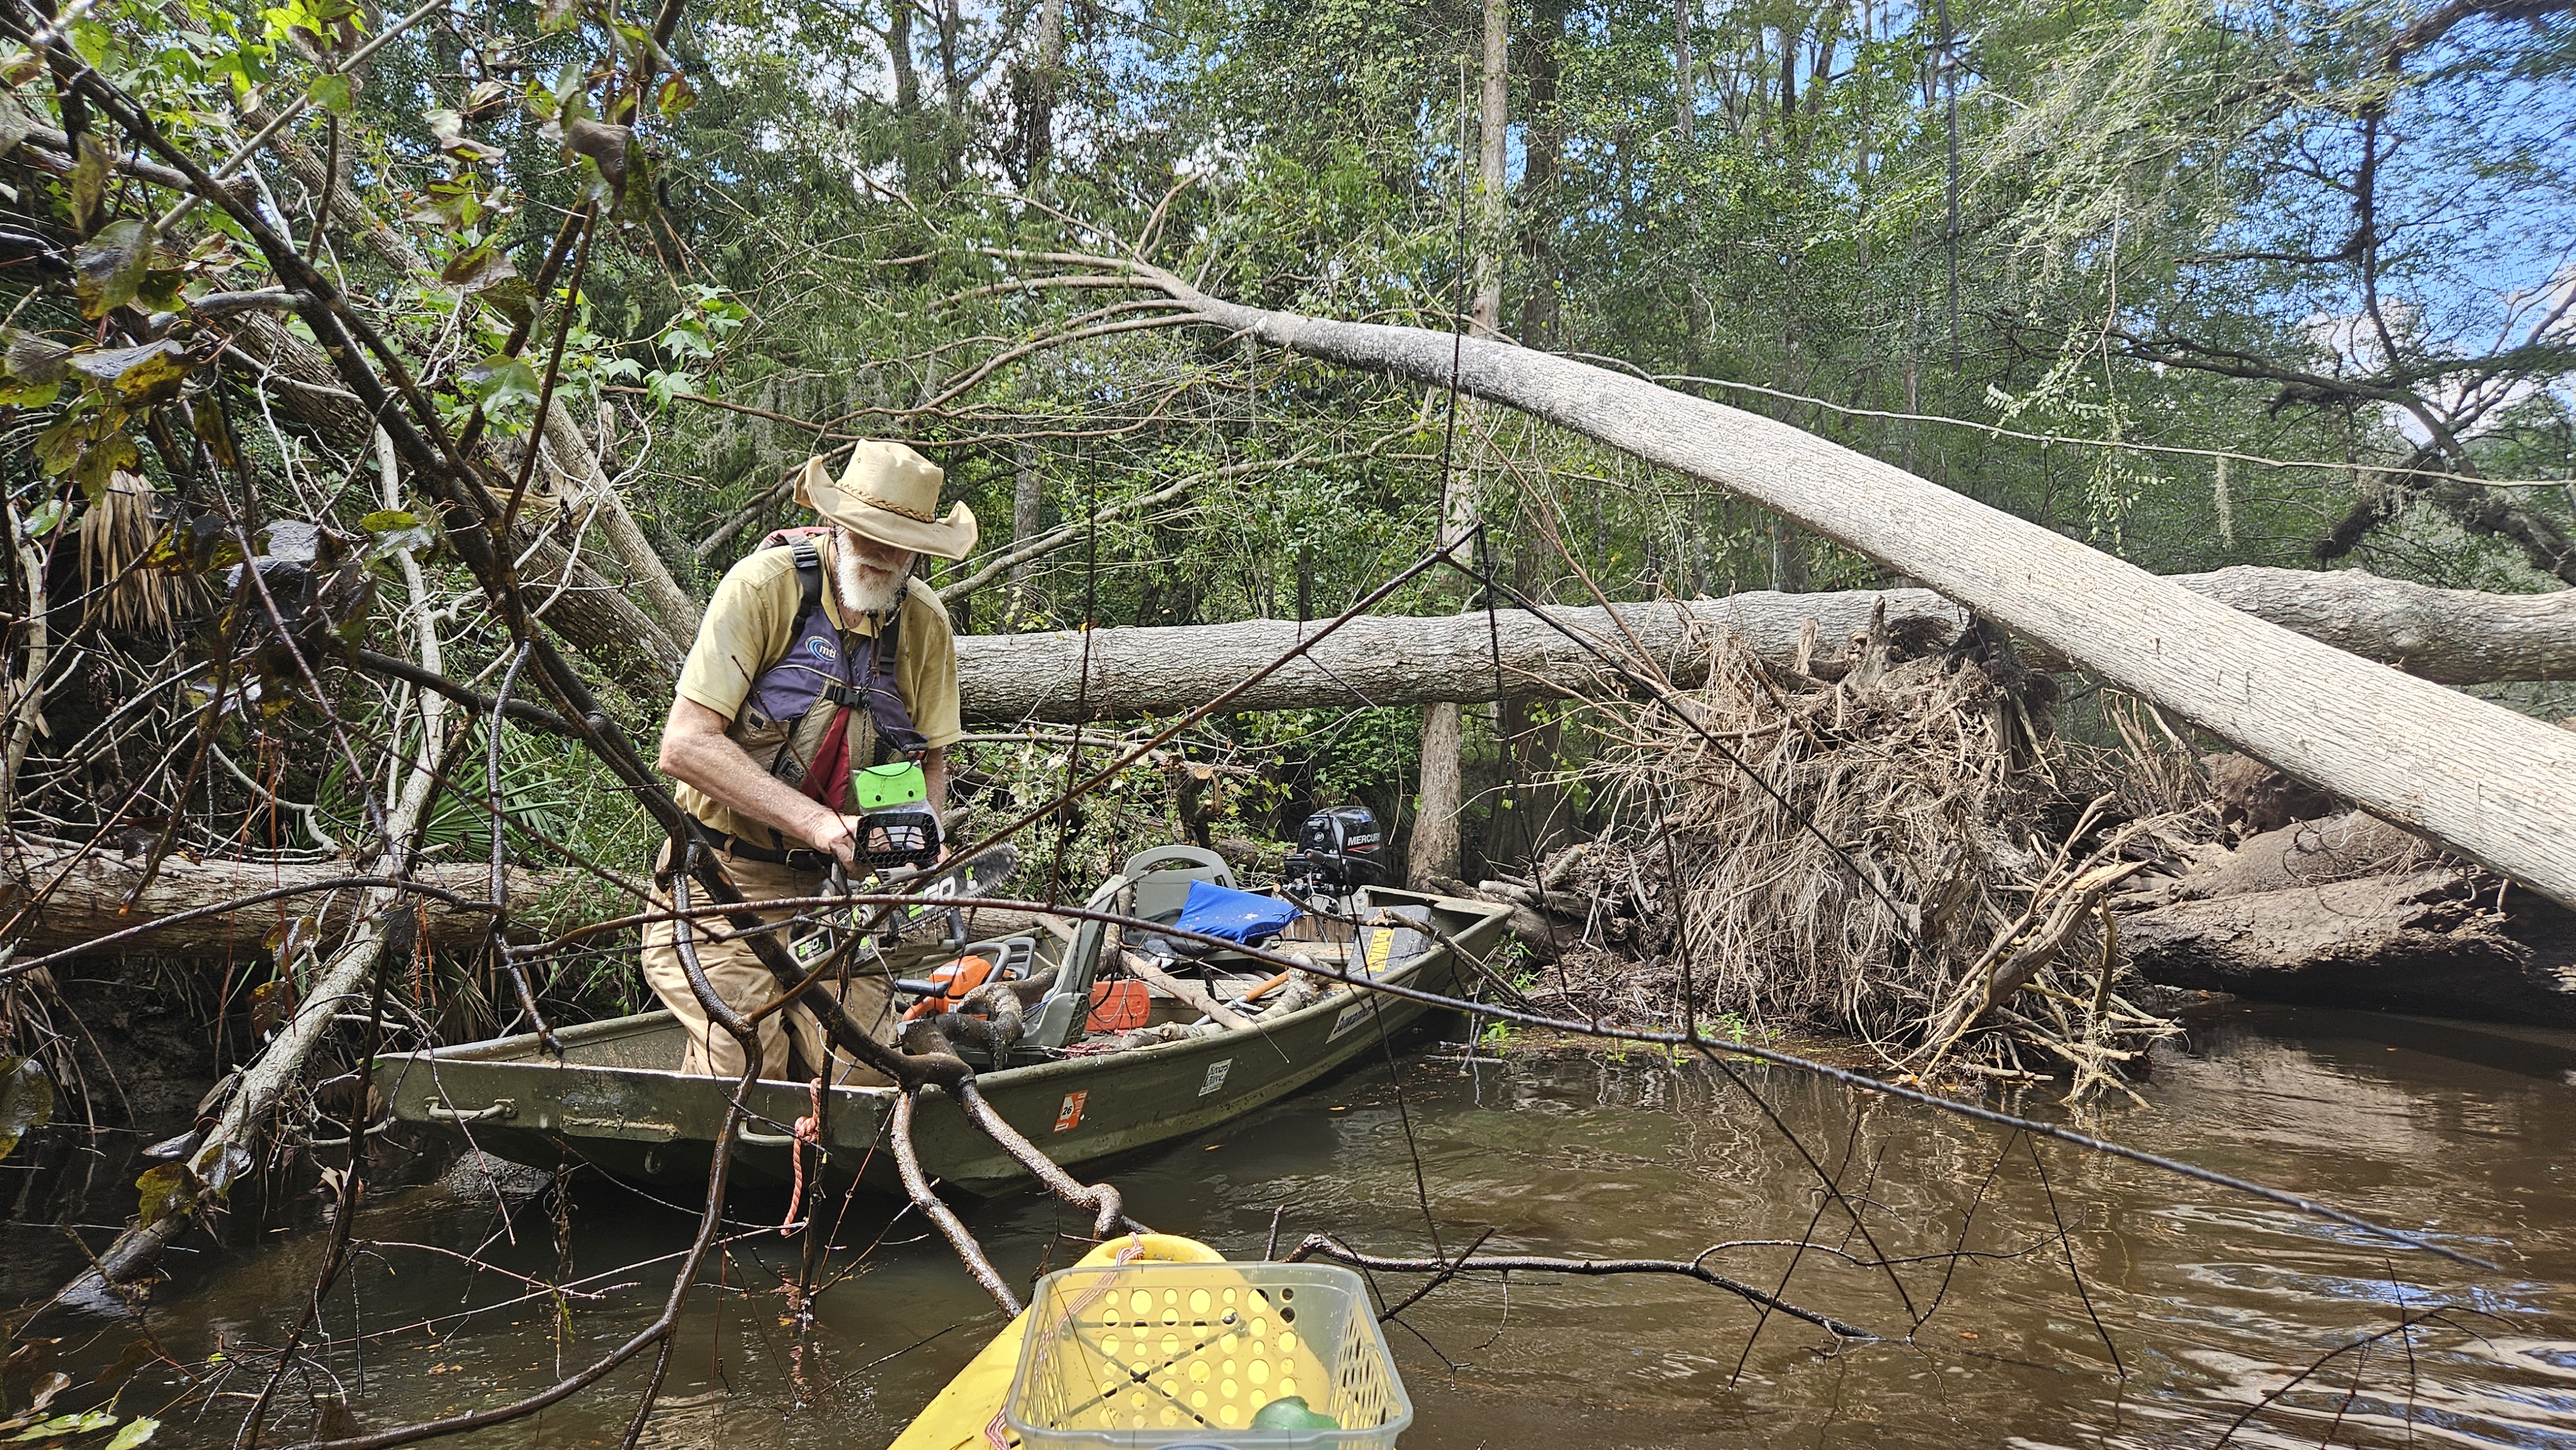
[{"xmin": 794, "ymin": 441, "xmax": 979, "ymax": 560}]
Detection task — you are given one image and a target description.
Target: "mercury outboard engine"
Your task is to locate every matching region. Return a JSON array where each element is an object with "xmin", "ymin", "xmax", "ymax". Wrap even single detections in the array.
[{"xmin": 1284, "ymin": 805, "xmax": 1385, "ymax": 890}]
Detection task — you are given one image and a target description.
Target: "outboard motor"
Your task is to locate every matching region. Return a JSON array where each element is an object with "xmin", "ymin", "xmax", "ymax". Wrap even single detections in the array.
[{"xmin": 1284, "ymin": 805, "xmax": 1385, "ymax": 890}]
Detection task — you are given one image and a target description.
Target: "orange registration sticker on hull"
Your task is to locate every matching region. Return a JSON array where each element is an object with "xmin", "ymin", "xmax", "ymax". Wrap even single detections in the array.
[{"xmin": 1053, "ymin": 1091, "xmax": 1088, "ymax": 1133}]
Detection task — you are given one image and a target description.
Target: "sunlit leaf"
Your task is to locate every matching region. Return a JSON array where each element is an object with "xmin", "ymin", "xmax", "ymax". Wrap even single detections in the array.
[
  {"xmin": 133, "ymin": 1161, "xmax": 200, "ymax": 1227},
  {"xmin": 307, "ymin": 71, "xmax": 354, "ymax": 115},
  {"xmin": 655, "ymin": 73, "xmax": 695, "ymax": 116},
  {"xmin": 70, "ymin": 132, "xmax": 108, "ymax": 226},
  {"xmin": 357, "ymin": 509, "xmax": 436, "ymax": 560},
  {"xmin": 462, "ymin": 353, "xmax": 540, "ymax": 411},
  {"xmin": 21, "ymin": 499, "xmax": 65, "ymax": 538},
  {"xmin": 71, "ymin": 339, "xmax": 196, "ymax": 405},
  {"xmin": 74, "ymin": 219, "xmax": 156, "ymax": 319},
  {"xmin": 247, "ymin": 974, "xmax": 300, "ymax": 1035},
  {"xmin": 410, "ymin": 175, "xmax": 483, "ymax": 231},
  {"xmin": 104, "ymin": 1418, "xmax": 160, "ymax": 1450},
  {"xmin": 0, "ymin": 1057, "xmax": 54, "ymax": 1161}
]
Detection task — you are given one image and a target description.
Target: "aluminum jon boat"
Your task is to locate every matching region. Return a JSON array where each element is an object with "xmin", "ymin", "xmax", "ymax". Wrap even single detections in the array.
[{"xmin": 375, "ymin": 864, "xmax": 1509, "ymax": 1197}]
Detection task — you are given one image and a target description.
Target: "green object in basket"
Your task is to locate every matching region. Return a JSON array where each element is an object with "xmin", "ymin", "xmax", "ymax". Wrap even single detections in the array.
[
  {"xmin": 1250, "ymin": 1397, "xmax": 1338, "ymax": 1431},
  {"xmin": 852, "ymin": 760, "xmax": 927, "ymax": 812}
]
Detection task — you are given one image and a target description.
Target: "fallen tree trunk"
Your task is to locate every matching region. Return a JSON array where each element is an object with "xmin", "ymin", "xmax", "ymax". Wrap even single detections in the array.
[
  {"xmin": 956, "ymin": 565, "xmax": 2576, "ymax": 722},
  {"xmin": 1107, "ymin": 267, "xmax": 2576, "ymax": 910},
  {"xmin": 2123, "ymin": 870, "xmax": 2576, "ymax": 1025},
  {"xmin": 3, "ymin": 847, "xmax": 559, "ymax": 957}
]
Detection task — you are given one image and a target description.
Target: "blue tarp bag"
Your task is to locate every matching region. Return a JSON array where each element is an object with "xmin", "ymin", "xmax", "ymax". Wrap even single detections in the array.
[{"xmin": 1171, "ymin": 879, "xmax": 1302, "ymax": 945}]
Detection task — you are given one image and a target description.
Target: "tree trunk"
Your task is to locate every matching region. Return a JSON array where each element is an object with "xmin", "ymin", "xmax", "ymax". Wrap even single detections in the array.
[
  {"xmin": 1010, "ymin": 0, "xmax": 1066, "ymax": 184},
  {"xmin": 1009, "ymin": 283, "xmax": 2576, "ymax": 905},
  {"xmin": 1120, "ymin": 281, "xmax": 2576, "ymax": 909},
  {"xmin": 957, "ymin": 566, "xmax": 2576, "ymax": 722},
  {"xmin": 1413, "ymin": 0, "xmax": 1513, "ymax": 892},
  {"xmin": 2123, "ymin": 870, "xmax": 2576, "ymax": 1026},
  {"xmin": 1, "ymin": 847, "xmax": 563, "ymax": 957},
  {"xmin": 1674, "ymin": 0, "xmax": 1694, "ymax": 142},
  {"xmin": 1520, "ymin": 0, "xmax": 1568, "ymax": 350},
  {"xmin": 1471, "ymin": 0, "xmax": 1508, "ymax": 341}
]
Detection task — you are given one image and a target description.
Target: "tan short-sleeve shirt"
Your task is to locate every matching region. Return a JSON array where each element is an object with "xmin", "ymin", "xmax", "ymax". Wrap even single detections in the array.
[{"xmin": 671, "ymin": 548, "xmax": 962, "ymax": 841}]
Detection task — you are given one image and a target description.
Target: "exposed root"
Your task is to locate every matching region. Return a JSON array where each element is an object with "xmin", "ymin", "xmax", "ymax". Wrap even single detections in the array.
[{"xmin": 1520, "ymin": 609, "xmax": 2190, "ymax": 1098}]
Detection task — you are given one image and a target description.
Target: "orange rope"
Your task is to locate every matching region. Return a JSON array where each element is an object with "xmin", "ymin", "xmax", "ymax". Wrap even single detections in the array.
[{"xmin": 781, "ymin": 1075, "xmax": 824, "ymax": 1235}]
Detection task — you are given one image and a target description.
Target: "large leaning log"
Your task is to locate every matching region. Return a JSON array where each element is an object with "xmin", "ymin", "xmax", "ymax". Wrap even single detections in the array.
[
  {"xmin": 2, "ymin": 848, "xmax": 560, "ymax": 958},
  {"xmin": 2123, "ymin": 871, "xmax": 2576, "ymax": 1025},
  {"xmin": 1103, "ymin": 268, "xmax": 2576, "ymax": 910},
  {"xmin": 956, "ymin": 565, "xmax": 2576, "ymax": 722}
]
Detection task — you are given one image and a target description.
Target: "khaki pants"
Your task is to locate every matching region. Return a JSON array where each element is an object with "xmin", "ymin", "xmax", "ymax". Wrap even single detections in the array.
[{"xmin": 639, "ymin": 848, "xmax": 900, "ymax": 1086}]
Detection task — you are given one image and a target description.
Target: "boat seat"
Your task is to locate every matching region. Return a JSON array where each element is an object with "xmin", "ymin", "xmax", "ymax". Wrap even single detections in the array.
[
  {"xmin": 1124, "ymin": 845, "xmax": 1235, "ymax": 925},
  {"xmin": 1016, "ymin": 874, "xmax": 1130, "ymax": 1059}
]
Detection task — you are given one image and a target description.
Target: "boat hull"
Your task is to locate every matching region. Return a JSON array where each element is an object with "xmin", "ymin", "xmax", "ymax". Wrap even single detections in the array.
[{"xmin": 376, "ymin": 890, "xmax": 1504, "ymax": 1195}]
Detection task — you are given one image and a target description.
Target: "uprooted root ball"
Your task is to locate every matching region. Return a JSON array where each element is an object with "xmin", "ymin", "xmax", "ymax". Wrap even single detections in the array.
[{"xmin": 1534, "ymin": 611, "xmax": 2184, "ymax": 1100}]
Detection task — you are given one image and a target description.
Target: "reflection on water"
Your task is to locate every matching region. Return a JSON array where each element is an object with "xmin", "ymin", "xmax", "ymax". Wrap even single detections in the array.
[{"xmin": 15, "ymin": 1004, "xmax": 2576, "ymax": 1449}]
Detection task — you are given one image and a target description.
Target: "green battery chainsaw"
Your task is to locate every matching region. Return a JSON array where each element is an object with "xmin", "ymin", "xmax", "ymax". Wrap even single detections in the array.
[{"xmin": 848, "ymin": 760, "xmax": 941, "ymax": 869}]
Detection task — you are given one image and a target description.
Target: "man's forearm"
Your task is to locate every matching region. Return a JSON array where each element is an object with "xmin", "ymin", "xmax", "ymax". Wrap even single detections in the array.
[{"xmin": 663, "ymin": 731, "xmax": 837, "ymax": 849}]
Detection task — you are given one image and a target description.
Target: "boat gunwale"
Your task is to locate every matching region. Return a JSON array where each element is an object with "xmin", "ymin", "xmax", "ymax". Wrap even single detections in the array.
[{"xmin": 381, "ymin": 893, "xmax": 1511, "ymax": 1108}]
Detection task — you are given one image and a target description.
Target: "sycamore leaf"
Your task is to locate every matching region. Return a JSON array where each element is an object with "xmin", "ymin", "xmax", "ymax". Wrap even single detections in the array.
[
  {"xmin": 439, "ymin": 242, "xmax": 516, "ymax": 294},
  {"xmin": 307, "ymin": 71, "xmax": 354, "ymax": 115},
  {"xmin": 72, "ymin": 428, "xmax": 140, "ymax": 497},
  {"xmin": 67, "ymin": 339, "xmax": 196, "ymax": 405},
  {"xmin": 5, "ymin": 330, "xmax": 72, "ymax": 385},
  {"xmin": 75, "ymin": 220, "xmax": 157, "ymax": 318},
  {"xmin": 135, "ymin": 1161, "xmax": 200, "ymax": 1227},
  {"xmin": 0, "ymin": 1057, "xmax": 54, "ymax": 1161}
]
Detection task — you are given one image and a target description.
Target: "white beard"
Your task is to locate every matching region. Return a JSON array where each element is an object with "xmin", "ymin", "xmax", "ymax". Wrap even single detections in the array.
[{"xmin": 833, "ymin": 529, "xmax": 912, "ymax": 616}]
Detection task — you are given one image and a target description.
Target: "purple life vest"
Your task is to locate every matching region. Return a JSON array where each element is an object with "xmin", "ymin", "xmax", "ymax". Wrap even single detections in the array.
[{"xmin": 726, "ymin": 541, "xmax": 927, "ymax": 801}]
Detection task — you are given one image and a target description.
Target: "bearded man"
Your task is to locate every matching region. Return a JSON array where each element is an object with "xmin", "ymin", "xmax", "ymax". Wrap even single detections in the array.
[{"xmin": 643, "ymin": 440, "xmax": 977, "ymax": 1081}]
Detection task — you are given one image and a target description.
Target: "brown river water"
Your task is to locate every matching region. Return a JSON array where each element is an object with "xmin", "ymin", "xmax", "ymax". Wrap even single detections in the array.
[{"xmin": 9, "ymin": 1002, "xmax": 2575, "ymax": 1448}]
